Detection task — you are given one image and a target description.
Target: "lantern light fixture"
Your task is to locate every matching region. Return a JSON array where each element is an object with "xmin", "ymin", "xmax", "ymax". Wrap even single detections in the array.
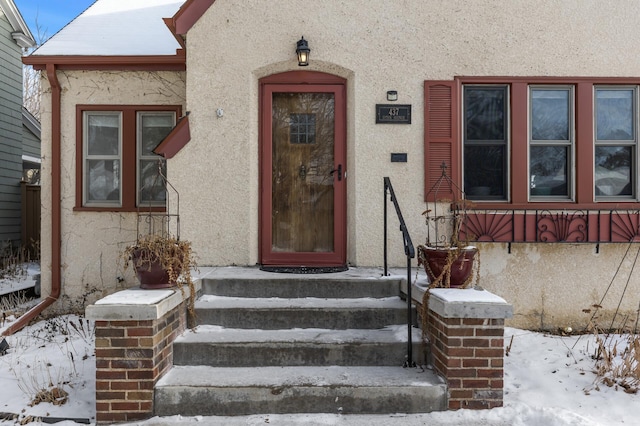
[
  {"xmin": 296, "ymin": 36, "xmax": 310, "ymax": 66},
  {"xmin": 387, "ymin": 90, "xmax": 398, "ymax": 101}
]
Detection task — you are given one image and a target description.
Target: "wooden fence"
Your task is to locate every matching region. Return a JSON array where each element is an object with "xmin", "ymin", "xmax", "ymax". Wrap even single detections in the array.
[{"xmin": 21, "ymin": 182, "xmax": 40, "ymax": 257}]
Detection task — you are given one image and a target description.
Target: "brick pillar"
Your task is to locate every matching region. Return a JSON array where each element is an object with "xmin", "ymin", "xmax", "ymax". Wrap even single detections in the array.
[
  {"xmin": 87, "ymin": 288, "xmax": 192, "ymax": 424},
  {"xmin": 426, "ymin": 288, "xmax": 512, "ymax": 410}
]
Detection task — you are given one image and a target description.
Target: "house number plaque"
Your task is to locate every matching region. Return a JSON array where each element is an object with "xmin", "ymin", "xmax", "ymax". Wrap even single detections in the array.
[{"xmin": 376, "ymin": 104, "xmax": 411, "ymax": 124}]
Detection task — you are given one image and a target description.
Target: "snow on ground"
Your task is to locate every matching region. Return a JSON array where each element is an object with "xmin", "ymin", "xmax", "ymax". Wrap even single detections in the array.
[
  {"xmin": 0, "ymin": 315, "xmax": 95, "ymax": 423},
  {"xmin": 0, "ymin": 316, "xmax": 638, "ymax": 425},
  {"xmin": 0, "ymin": 262, "xmax": 39, "ymax": 296}
]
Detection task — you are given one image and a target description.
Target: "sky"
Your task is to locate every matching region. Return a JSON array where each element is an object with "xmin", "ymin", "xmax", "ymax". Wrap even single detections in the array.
[{"xmin": 13, "ymin": 0, "xmax": 96, "ymax": 43}]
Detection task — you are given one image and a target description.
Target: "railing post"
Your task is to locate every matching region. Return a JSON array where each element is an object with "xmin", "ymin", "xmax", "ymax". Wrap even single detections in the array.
[
  {"xmin": 383, "ymin": 178, "xmax": 388, "ymax": 276},
  {"xmin": 383, "ymin": 177, "xmax": 416, "ymax": 367},
  {"xmin": 405, "ymin": 252, "xmax": 415, "ymax": 368}
]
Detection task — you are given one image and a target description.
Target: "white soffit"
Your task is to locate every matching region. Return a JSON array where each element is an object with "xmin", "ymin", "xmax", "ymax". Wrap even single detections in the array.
[{"xmin": 32, "ymin": 0, "xmax": 185, "ymax": 57}]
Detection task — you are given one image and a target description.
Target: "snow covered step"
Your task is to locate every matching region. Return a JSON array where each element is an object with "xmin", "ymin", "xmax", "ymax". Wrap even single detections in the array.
[
  {"xmin": 202, "ymin": 276, "xmax": 401, "ymax": 298},
  {"xmin": 194, "ymin": 296, "xmax": 411, "ymax": 329},
  {"xmin": 153, "ymin": 273, "xmax": 437, "ymax": 417},
  {"xmin": 173, "ymin": 325, "xmax": 425, "ymax": 367},
  {"xmin": 154, "ymin": 365, "xmax": 446, "ymax": 416}
]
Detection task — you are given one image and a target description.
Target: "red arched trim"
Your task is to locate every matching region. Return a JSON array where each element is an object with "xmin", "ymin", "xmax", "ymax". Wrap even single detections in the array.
[{"xmin": 260, "ymin": 71, "xmax": 346, "ymax": 86}]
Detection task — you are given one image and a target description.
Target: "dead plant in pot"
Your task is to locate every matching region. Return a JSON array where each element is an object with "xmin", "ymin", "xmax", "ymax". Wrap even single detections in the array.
[
  {"xmin": 122, "ymin": 160, "xmax": 198, "ymax": 325},
  {"xmin": 122, "ymin": 234, "xmax": 194, "ymax": 290},
  {"xmin": 418, "ymin": 163, "xmax": 480, "ymax": 342},
  {"xmin": 122, "ymin": 233, "xmax": 197, "ymax": 327},
  {"xmin": 417, "ymin": 201, "xmax": 479, "ymax": 290},
  {"xmin": 417, "ymin": 162, "xmax": 479, "ymax": 290}
]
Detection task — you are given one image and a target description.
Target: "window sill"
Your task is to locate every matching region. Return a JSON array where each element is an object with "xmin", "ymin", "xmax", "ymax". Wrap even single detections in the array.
[
  {"xmin": 468, "ymin": 202, "xmax": 640, "ymax": 210},
  {"xmin": 73, "ymin": 206, "xmax": 167, "ymax": 213}
]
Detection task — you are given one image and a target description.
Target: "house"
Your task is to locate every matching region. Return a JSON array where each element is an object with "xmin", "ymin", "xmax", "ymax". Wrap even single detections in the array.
[
  {"xmin": 17, "ymin": 0, "xmax": 640, "ymax": 333},
  {"xmin": 0, "ymin": 0, "xmax": 37, "ymax": 252},
  {"xmin": 21, "ymin": 106, "xmax": 40, "ymax": 184}
]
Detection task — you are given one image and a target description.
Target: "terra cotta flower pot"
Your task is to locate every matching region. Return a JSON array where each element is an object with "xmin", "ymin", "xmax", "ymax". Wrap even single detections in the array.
[
  {"xmin": 132, "ymin": 249, "xmax": 179, "ymax": 289},
  {"xmin": 418, "ymin": 245, "xmax": 478, "ymax": 288}
]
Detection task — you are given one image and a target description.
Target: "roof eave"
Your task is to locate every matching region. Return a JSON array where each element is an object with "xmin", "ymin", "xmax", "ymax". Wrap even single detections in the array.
[
  {"xmin": 0, "ymin": 0, "xmax": 36, "ymax": 47},
  {"xmin": 22, "ymin": 107, "xmax": 41, "ymax": 139},
  {"xmin": 12, "ymin": 31, "xmax": 34, "ymax": 49},
  {"xmin": 23, "ymin": 52, "xmax": 186, "ymax": 71},
  {"xmin": 172, "ymin": 0, "xmax": 216, "ymax": 35}
]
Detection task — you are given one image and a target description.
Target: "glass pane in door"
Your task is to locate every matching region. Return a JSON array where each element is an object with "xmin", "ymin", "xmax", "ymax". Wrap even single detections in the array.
[{"xmin": 272, "ymin": 92, "xmax": 335, "ymax": 252}]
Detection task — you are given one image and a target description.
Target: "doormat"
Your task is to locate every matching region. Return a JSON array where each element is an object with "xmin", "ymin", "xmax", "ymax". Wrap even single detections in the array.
[{"xmin": 260, "ymin": 266, "xmax": 348, "ymax": 274}]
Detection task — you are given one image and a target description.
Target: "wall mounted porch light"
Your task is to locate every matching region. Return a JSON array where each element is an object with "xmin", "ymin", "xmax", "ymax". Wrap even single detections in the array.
[
  {"xmin": 296, "ymin": 36, "xmax": 310, "ymax": 66},
  {"xmin": 387, "ymin": 90, "xmax": 398, "ymax": 101}
]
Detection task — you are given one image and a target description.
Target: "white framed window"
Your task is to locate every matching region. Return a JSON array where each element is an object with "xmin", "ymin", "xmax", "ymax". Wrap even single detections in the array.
[
  {"xmin": 137, "ymin": 112, "xmax": 175, "ymax": 206},
  {"xmin": 595, "ymin": 86, "xmax": 637, "ymax": 199},
  {"xmin": 529, "ymin": 86, "xmax": 574, "ymax": 200},
  {"xmin": 83, "ymin": 112, "xmax": 122, "ymax": 207},
  {"xmin": 78, "ymin": 106, "xmax": 180, "ymax": 211}
]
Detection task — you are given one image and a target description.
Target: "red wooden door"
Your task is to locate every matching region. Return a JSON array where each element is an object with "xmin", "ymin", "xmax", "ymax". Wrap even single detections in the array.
[{"xmin": 260, "ymin": 73, "xmax": 346, "ymax": 267}]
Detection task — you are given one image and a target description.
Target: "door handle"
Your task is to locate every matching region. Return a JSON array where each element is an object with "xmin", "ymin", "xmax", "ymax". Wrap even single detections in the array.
[{"xmin": 329, "ymin": 164, "xmax": 342, "ymax": 181}]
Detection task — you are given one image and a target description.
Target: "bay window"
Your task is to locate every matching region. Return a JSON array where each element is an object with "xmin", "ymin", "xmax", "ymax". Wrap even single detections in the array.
[{"xmin": 77, "ymin": 105, "xmax": 180, "ymax": 211}]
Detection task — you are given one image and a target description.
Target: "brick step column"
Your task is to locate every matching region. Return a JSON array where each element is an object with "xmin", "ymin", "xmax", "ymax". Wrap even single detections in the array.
[
  {"xmin": 425, "ymin": 288, "xmax": 513, "ymax": 410},
  {"xmin": 86, "ymin": 286, "xmax": 195, "ymax": 424}
]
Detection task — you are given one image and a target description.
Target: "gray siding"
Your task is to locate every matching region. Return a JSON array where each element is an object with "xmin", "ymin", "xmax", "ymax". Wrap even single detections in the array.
[
  {"xmin": 0, "ymin": 13, "xmax": 24, "ymax": 247},
  {"xmin": 22, "ymin": 122, "xmax": 40, "ymax": 159}
]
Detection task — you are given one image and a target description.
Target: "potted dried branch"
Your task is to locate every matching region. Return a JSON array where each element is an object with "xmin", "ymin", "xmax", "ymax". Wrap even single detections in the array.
[
  {"xmin": 121, "ymin": 161, "xmax": 197, "ymax": 323},
  {"xmin": 417, "ymin": 163, "xmax": 479, "ymax": 289},
  {"xmin": 122, "ymin": 232, "xmax": 197, "ymax": 327},
  {"xmin": 123, "ymin": 234, "xmax": 194, "ymax": 290}
]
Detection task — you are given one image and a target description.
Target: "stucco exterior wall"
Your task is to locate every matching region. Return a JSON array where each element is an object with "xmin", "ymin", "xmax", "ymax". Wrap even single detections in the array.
[
  {"xmin": 40, "ymin": 70, "xmax": 185, "ymax": 309},
  {"xmin": 479, "ymin": 242, "xmax": 639, "ymax": 330},
  {"xmin": 168, "ymin": 0, "xmax": 640, "ymax": 329}
]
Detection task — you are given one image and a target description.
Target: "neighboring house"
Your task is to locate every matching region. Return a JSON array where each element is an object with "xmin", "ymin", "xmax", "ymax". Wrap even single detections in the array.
[
  {"xmin": 20, "ymin": 105, "xmax": 41, "ymax": 255},
  {"xmin": 21, "ymin": 106, "xmax": 40, "ymax": 184},
  {"xmin": 22, "ymin": 0, "xmax": 640, "ymax": 329},
  {"xmin": 0, "ymin": 0, "xmax": 37, "ymax": 251}
]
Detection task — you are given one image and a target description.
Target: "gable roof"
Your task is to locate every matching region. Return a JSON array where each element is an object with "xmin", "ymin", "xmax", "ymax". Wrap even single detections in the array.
[
  {"xmin": 32, "ymin": 0, "xmax": 184, "ymax": 57},
  {"xmin": 172, "ymin": 0, "xmax": 215, "ymax": 35},
  {"xmin": 22, "ymin": 0, "xmax": 219, "ymax": 71},
  {"xmin": 0, "ymin": 0, "xmax": 35, "ymax": 48}
]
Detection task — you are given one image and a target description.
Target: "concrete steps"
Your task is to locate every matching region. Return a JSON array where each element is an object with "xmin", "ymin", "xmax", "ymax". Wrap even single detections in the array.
[
  {"xmin": 173, "ymin": 325, "xmax": 424, "ymax": 367},
  {"xmin": 193, "ymin": 296, "xmax": 409, "ymax": 329},
  {"xmin": 154, "ymin": 271, "xmax": 446, "ymax": 416},
  {"xmin": 155, "ymin": 366, "xmax": 446, "ymax": 416},
  {"xmin": 201, "ymin": 276, "xmax": 399, "ymax": 298}
]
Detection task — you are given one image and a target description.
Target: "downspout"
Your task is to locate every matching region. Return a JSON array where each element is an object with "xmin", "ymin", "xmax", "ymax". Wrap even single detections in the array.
[{"xmin": 2, "ymin": 63, "xmax": 61, "ymax": 336}]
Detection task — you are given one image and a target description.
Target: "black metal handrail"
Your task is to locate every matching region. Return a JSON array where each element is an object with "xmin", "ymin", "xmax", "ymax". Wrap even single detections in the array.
[{"xmin": 383, "ymin": 177, "xmax": 416, "ymax": 368}]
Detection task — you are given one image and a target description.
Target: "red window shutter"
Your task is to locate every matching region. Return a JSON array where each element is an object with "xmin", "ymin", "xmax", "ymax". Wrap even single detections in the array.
[{"xmin": 424, "ymin": 80, "xmax": 459, "ymax": 200}]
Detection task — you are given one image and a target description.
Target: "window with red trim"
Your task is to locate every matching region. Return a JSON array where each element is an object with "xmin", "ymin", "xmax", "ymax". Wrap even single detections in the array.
[
  {"xmin": 463, "ymin": 85, "xmax": 509, "ymax": 200},
  {"xmin": 76, "ymin": 105, "xmax": 181, "ymax": 211},
  {"xmin": 424, "ymin": 78, "xmax": 640, "ymax": 209}
]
